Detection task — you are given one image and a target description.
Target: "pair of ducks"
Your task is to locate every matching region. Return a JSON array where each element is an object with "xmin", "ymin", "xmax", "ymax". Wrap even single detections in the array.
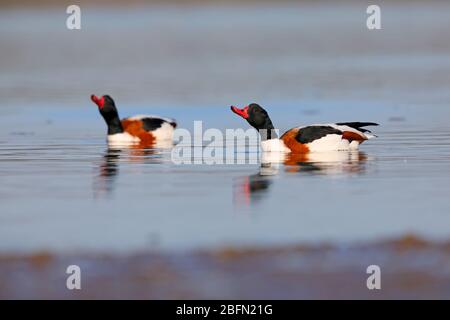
[{"xmin": 91, "ymin": 94, "xmax": 378, "ymax": 153}]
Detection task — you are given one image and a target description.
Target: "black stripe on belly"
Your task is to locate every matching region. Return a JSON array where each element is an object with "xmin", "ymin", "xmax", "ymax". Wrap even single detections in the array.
[{"xmin": 295, "ymin": 126, "xmax": 342, "ymax": 144}]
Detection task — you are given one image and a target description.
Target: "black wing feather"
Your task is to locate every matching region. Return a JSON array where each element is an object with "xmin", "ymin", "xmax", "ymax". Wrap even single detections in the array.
[
  {"xmin": 336, "ymin": 122, "xmax": 379, "ymax": 133},
  {"xmin": 141, "ymin": 118, "xmax": 177, "ymax": 131},
  {"xmin": 294, "ymin": 126, "xmax": 342, "ymax": 144}
]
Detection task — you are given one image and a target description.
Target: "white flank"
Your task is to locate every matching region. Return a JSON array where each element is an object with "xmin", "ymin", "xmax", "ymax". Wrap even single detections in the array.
[
  {"xmin": 295, "ymin": 123, "xmax": 373, "ymax": 152},
  {"xmin": 107, "ymin": 132, "xmax": 140, "ymax": 146},
  {"xmin": 151, "ymin": 122, "xmax": 175, "ymax": 141},
  {"xmin": 307, "ymin": 134, "xmax": 352, "ymax": 152},
  {"xmin": 260, "ymin": 139, "xmax": 291, "ymax": 153}
]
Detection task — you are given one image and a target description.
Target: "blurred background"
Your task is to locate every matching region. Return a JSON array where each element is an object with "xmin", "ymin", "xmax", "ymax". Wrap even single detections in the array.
[
  {"xmin": 1, "ymin": 0, "xmax": 450, "ymax": 108},
  {"xmin": 1, "ymin": 0, "xmax": 450, "ymax": 299}
]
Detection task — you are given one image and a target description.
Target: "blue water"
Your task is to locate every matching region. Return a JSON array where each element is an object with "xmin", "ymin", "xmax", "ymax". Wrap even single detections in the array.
[
  {"xmin": 1, "ymin": 3, "xmax": 450, "ymax": 253},
  {"xmin": 0, "ymin": 101, "xmax": 450, "ymax": 253}
]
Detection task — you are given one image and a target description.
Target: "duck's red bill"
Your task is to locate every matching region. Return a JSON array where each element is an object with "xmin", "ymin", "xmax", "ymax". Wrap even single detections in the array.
[
  {"xmin": 230, "ymin": 106, "xmax": 249, "ymax": 119},
  {"xmin": 91, "ymin": 95, "xmax": 105, "ymax": 109}
]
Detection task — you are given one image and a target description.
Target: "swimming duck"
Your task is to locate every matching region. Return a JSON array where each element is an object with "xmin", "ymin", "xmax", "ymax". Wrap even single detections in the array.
[
  {"xmin": 230, "ymin": 103, "xmax": 378, "ymax": 153},
  {"xmin": 91, "ymin": 94, "xmax": 176, "ymax": 146}
]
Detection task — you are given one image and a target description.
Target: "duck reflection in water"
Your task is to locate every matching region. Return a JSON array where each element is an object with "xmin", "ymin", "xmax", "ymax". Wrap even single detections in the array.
[
  {"xmin": 233, "ymin": 150, "xmax": 368, "ymax": 206},
  {"xmin": 94, "ymin": 145, "xmax": 166, "ymax": 198},
  {"xmin": 283, "ymin": 151, "xmax": 368, "ymax": 175},
  {"xmin": 233, "ymin": 162, "xmax": 277, "ymax": 206}
]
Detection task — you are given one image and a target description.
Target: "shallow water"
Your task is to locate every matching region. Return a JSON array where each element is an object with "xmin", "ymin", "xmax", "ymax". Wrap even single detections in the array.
[
  {"xmin": 1, "ymin": 103, "xmax": 450, "ymax": 253},
  {"xmin": 1, "ymin": 2, "xmax": 450, "ymax": 255}
]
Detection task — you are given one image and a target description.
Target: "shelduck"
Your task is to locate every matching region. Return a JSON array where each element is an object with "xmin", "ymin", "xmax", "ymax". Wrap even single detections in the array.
[
  {"xmin": 230, "ymin": 103, "xmax": 378, "ymax": 153},
  {"xmin": 91, "ymin": 94, "xmax": 176, "ymax": 147}
]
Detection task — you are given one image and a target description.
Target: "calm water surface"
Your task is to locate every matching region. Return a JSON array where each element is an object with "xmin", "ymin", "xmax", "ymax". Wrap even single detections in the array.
[
  {"xmin": 0, "ymin": 103, "xmax": 450, "ymax": 253},
  {"xmin": 1, "ymin": 3, "xmax": 450, "ymax": 253}
]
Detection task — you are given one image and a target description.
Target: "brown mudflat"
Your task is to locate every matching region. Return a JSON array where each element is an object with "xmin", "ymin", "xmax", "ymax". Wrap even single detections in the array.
[{"xmin": 1, "ymin": 234, "xmax": 449, "ymax": 299}]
